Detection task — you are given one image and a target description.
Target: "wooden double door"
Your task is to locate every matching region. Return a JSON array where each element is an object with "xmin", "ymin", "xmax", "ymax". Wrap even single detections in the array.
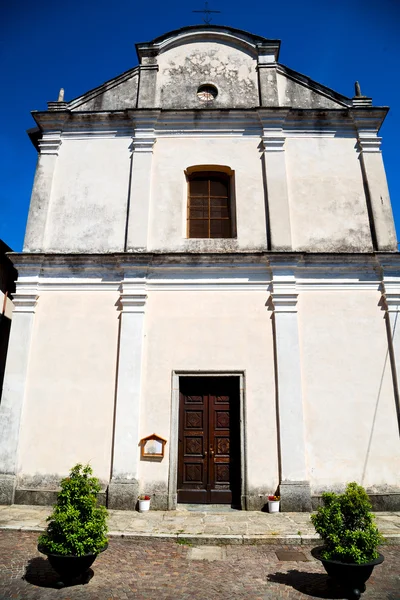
[{"xmin": 177, "ymin": 376, "xmax": 241, "ymax": 505}]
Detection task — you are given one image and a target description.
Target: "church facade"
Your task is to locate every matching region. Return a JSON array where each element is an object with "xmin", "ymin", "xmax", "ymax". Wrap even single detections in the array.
[{"xmin": 0, "ymin": 25, "xmax": 399, "ymax": 511}]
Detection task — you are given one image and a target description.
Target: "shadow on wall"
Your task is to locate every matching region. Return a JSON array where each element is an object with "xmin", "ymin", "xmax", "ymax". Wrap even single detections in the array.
[{"xmin": 361, "ymin": 306, "xmax": 400, "ymax": 486}]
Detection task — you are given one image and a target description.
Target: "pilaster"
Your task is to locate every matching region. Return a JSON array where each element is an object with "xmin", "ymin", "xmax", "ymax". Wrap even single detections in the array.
[
  {"xmin": 108, "ymin": 280, "xmax": 147, "ymax": 510},
  {"xmin": 0, "ymin": 288, "xmax": 38, "ymax": 504},
  {"xmin": 125, "ymin": 113, "xmax": 159, "ymax": 251},
  {"xmin": 257, "ymin": 65, "xmax": 279, "ymax": 106},
  {"xmin": 137, "ymin": 53, "xmax": 159, "ymax": 108},
  {"xmin": 23, "ymin": 132, "xmax": 62, "ymax": 252},
  {"xmin": 256, "ymin": 40, "xmax": 280, "ymax": 108},
  {"xmin": 270, "ymin": 269, "xmax": 311, "ymax": 511},
  {"xmin": 353, "ymin": 112, "xmax": 397, "ymax": 251},
  {"xmin": 259, "ymin": 110, "xmax": 292, "ymax": 251},
  {"xmin": 381, "ymin": 273, "xmax": 400, "ymax": 409}
]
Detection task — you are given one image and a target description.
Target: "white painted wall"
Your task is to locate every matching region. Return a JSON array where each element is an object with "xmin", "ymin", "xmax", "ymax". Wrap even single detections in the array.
[
  {"xmin": 43, "ymin": 138, "xmax": 131, "ymax": 252},
  {"xmin": 12, "ymin": 283, "xmax": 400, "ymax": 496},
  {"xmin": 17, "ymin": 291, "xmax": 119, "ymax": 487},
  {"xmin": 33, "ymin": 131, "xmax": 378, "ymax": 254},
  {"xmin": 139, "ymin": 290, "xmax": 278, "ymax": 493},
  {"xmin": 299, "ymin": 291, "xmax": 400, "ymax": 492},
  {"xmin": 285, "ymin": 136, "xmax": 373, "ymax": 252},
  {"xmin": 149, "ymin": 137, "xmax": 268, "ymax": 252}
]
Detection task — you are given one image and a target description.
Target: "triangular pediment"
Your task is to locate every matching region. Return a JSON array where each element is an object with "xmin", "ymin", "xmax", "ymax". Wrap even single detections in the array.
[
  {"xmin": 276, "ymin": 64, "xmax": 351, "ymax": 109},
  {"xmin": 67, "ymin": 67, "xmax": 139, "ymax": 112}
]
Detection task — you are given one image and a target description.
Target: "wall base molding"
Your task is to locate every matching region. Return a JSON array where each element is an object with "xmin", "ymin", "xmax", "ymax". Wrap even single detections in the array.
[
  {"xmin": 107, "ymin": 481, "xmax": 138, "ymax": 510},
  {"xmin": 280, "ymin": 481, "xmax": 312, "ymax": 512},
  {"xmin": 311, "ymin": 493, "xmax": 400, "ymax": 512},
  {"xmin": 0, "ymin": 475, "xmax": 16, "ymax": 505}
]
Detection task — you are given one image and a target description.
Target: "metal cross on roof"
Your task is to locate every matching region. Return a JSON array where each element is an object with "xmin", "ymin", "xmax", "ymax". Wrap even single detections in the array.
[{"xmin": 193, "ymin": 2, "xmax": 221, "ymax": 24}]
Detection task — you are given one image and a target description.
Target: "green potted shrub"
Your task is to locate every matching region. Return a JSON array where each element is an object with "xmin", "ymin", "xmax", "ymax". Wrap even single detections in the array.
[
  {"xmin": 311, "ymin": 482, "xmax": 384, "ymax": 599},
  {"xmin": 38, "ymin": 463, "xmax": 108, "ymax": 585}
]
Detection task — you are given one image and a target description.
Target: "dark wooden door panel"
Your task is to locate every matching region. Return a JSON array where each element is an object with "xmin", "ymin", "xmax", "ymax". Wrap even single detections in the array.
[
  {"xmin": 177, "ymin": 377, "xmax": 240, "ymax": 505},
  {"xmin": 209, "ymin": 393, "xmax": 232, "ymax": 503}
]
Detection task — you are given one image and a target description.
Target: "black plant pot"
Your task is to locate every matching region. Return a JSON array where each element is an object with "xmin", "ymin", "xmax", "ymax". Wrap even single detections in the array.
[
  {"xmin": 311, "ymin": 546, "xmax": 384, "ymax": 599},
  {"xmin": 38, "ymin": 543, "xmax": 108, "ymax": 584}
]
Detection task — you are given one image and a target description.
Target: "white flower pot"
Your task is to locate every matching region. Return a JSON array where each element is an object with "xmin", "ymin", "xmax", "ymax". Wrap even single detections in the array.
[
  {"xmin": 139, "ymin": 499, "xmax": 150, "ymax": 512},
  {"xmin": 268, "ymin": 500, "xmax": 280, "ymax": 513}
]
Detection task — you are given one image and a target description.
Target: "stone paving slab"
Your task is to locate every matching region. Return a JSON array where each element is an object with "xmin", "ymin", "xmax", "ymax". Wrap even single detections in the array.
[
  {"xmin": 0, "ymin": 531, "xmax": 399, "ymax": 599},
  {"xmin": 0, "ymin": 505, "xmax": 399, "ymax": 545}
]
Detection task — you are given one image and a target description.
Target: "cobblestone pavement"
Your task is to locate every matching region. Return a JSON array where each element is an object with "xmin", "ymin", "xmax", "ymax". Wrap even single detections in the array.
[
  {"xmin": 1, "ymin": 506, "xmax": 399, "ymax": 545},
  {"xmin": 0, "ymin": 531, "xmax": 399, "ymax": 600}
]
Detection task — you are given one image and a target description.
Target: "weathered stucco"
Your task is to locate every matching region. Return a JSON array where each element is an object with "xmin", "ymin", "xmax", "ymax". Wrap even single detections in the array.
[
  {"xmin": 156, "ymin": 41, "xmax": 259, "ymax": 109},
  {"xmin": 43, "ymin": 138, "xmax": 131, "ymax": 252},
  {"xmin": 72, "ymin": 73, "xmax": 139, "ymax": 111},
  {"xmin": 285, "ymin": 136, "xmax": 373, "ymax": 252},
  {"xmin": 277, "ymin": 72, "xmax": 346, "ymax": 109},
  {"xmin": 148, "ymin": 136, "xmax": 267, "ymax": 252}
]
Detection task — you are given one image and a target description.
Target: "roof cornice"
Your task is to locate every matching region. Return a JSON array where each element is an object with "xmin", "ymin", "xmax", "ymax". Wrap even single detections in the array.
[
  {"xmin": 30, "ymin": 107, "xmax": 389, "ymax": 140},
  {"xmin": 136, "ymin": 25, "xmax": 280, "ymax": 61}
]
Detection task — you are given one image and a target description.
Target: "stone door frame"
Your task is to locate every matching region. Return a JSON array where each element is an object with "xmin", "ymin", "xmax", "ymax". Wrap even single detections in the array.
[{"xmin": 168, "ymin": 371, "xmax": 247, "ymax": 510}]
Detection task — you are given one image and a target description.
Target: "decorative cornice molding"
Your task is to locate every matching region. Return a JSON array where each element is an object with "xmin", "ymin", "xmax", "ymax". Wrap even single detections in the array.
[
  {"xmin": 7, "ymin": 252, "xmax": 400, "ymax": 294},
  {"xmin": 30, "ymin": 107, "xmax": 385, "ymax": 141},
  {"xmin": 130, "ymin": 110, "xmax": 160, "ymax": 152},
  {"xmin": 352, "ymin": 97, "xmax": 372, "ymax": 107}
]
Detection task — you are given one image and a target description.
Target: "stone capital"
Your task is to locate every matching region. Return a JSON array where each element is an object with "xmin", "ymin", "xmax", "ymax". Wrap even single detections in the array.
[
  {"xmin": 130, "ymin": 110, "xmax": 160, "ymax": 153},
  {"xmin": 119, "ymin": 282, "xmax": 147, "ymax": 313},
  {"xmin": 270, "ymin": 273, "xmax": 298, "ymax": 312},
  {"xmin": 38, "ymin": 132, "xmax": 62, "ymax": 156},
  {"xmin": 12, "ymin": 292, "xmax": 38, "ymax": 314},
  {"xmin": 262, "ymin": 134, "xmax": 286, "ymax": 152},
  {"xmin": 383, "ymin": 285, "xmax": 400, "ymax": 313},
  {"xmin": 357, "ymin": 132, "xmax": 382, "ymax": 153}
]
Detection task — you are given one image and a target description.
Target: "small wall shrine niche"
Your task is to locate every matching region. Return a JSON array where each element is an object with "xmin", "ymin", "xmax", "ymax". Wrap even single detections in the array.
[{"xmin": 140, "ymin": 433, "xmax": 167, "ymax": 460}]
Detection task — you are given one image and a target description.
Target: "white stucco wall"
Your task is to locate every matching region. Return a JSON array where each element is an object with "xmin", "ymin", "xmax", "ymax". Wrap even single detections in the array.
[
  {"xmin": 17, "ymin": 291, "xmax": 119, "ymax": 487},
  {"xmin": 26, "ymin": 129, "xmax": 383, "ymax": 254},
  {"xmin": 299, "ymin": 291, "xmax": 400, "ymax": 492},
  {"xmin": 139, "ymin": 290, "xmax": 278, "ymax": 495},
  {"xmin": 149, "ymin": 137, "xmax": 268, "ymax": 252},
  {"xmin": 285, "ymin": 136, "xmax": 373, "ymax": 252},
  {"xmin": 43, "ymin": 138, "xmax": 131, "ymax": 252},
  {"xmin": 156, "ymin": 41, "xmax": 259, "ymax": 109}
]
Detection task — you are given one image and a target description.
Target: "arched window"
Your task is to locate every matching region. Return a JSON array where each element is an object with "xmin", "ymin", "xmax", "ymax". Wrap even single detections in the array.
[{"xmin": 187, "ymin": 168, "xmax": 234, "ymax": 238}]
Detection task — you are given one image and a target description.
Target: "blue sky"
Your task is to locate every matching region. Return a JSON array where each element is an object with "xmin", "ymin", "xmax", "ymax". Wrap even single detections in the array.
[{"xmin": 1, "ymin": 0, "xmax": 399, "ymax": 251}]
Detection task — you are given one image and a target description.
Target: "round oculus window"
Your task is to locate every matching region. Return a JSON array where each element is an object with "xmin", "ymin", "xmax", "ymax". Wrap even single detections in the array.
[{"xmin": 197, "ymin": 84, "xmax": 218, "ymax": 102}]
